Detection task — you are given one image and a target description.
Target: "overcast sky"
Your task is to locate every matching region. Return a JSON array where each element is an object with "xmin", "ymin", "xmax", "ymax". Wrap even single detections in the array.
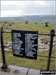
[{"xmin": 1, "ymin": 0, "xmax": 55, "ymax": 17}]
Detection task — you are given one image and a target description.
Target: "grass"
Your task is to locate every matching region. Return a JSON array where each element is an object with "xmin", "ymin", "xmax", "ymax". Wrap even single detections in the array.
[
  {"xmin": 0, "ymin": 22, "xmax": 56, "ymax": 43},
  {"xmin": 0, "ymin": 49, "xmax": 55, "ymax": 70},
  {"xmin": 0, "ymin": 22, "xmax": 56, "ymax": 70}
]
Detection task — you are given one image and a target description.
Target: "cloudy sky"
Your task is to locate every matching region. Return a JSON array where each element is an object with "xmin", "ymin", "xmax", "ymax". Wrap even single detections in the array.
[{"xmin": 1, "ymin": 0, "xmax": 55, "ymax": 17}]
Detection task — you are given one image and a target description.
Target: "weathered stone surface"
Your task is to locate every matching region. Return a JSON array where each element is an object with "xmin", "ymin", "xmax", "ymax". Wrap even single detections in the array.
[
  {"xmin": 4, "ymin": 48, "xmax": 10, "ymax": 52},
  {"xmin": 28, "ymin": 69, "xmax": 40, "ymax": 75},
  {"xmin": 38, "ymin": 37, "xmax": 56, "ymax": 51}
]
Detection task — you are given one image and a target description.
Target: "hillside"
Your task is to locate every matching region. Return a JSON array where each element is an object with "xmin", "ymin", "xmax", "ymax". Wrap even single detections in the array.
[{"xmin": 0, "ymin": 15, "xmax": 56, "ymax": 25}]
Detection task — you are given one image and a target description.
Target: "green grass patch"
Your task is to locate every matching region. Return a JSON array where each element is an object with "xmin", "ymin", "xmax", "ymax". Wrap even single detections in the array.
[{"xmin": 0, "ymin": 49, "xmax": 55, "ymax": 70}]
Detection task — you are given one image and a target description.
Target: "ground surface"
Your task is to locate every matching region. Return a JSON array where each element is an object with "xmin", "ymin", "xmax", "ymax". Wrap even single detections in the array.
[
  {"xmin": 0, "ymin": 63, "xmax": 40, "ymax": 75},
  {"xmin": 0, "ymin": 49, "xmax": 55, "ymax": 70}
]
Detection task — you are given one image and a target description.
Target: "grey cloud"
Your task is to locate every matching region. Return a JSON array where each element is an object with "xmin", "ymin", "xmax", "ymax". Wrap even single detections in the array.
[
  {"xmin": 1, "ymin": 1, "xmax": 55, "ymax": 17},
  {"xmin": 1, "ymin": 4, "xmax": 22, "ymax": 11}
]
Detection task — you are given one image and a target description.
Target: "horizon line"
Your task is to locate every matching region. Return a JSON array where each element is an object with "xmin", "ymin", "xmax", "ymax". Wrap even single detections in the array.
[{"xmin": 1, "ymin": 14, "xmax": 55, "ymax": 18}]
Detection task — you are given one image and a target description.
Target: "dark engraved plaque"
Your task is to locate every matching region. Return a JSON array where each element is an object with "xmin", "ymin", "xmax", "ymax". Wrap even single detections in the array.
[
  {"xmin": 25, "ymin": 32, "xmax": 37, "ymax": 59},
  {"xmin": 11, "ymin": 30, "xmax": 38, "ymax": 59},
  {"xmin": 12, "ymin": 30, "xmax": 25, "ymax": 57}
]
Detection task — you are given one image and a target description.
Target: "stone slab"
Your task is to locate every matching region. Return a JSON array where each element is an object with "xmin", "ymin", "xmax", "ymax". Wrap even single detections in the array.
[
  {"xmin": 28, "ymin": 69, "xmax": 40, "ymax": 75},
  {"xmin": 0, "ymin": 63, "xmax": 40, "ymax": 75}
]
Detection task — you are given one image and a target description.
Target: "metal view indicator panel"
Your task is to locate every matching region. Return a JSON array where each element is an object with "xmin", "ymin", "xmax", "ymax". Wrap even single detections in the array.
[
  {"xmin": 40, "ymin": 71, "xmax": 55, "ymax": 75},
  {"xmin": 12, "ymin": 30, "xmax": 38, "ymax": 59}
]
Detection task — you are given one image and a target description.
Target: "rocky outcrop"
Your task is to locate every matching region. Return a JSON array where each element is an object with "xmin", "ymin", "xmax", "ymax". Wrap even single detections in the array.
[
  {"xmin": 38, "ymin": 37, "xmax": 56, "ymax": 51},
  {"xmin": 0, "ymin": 37, "xmax": 56, "ymax": 52}
]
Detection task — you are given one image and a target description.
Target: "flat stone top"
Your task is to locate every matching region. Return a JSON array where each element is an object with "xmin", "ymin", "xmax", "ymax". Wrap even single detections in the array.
[{"xmin": 0, "ymin": 63, "xmax": 40, "ymax": 75}]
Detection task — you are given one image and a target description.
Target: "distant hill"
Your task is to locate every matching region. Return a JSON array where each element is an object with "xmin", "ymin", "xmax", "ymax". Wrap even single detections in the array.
[{"xmin": 0, "ymin": 15, "xmax": 56, "ymax": 25}]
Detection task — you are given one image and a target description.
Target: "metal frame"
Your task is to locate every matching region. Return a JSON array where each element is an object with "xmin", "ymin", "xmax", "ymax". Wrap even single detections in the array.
[
  {"xmin": 0, "ymin": 28, "xmax": 56, "ymax": 71},
  {"xmin": 0, "ymin": 26, "xmax": 8, "ymax": 69},
  {"xmin": 47, "ymin": 29, "xmax": 55, "ymax": 71}
]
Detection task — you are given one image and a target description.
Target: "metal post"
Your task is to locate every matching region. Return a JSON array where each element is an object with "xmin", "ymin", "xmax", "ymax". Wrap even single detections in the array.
[
  {"xmin": 0, "ymin": 26, "xmax": 8, "ymax": 70},
  {"xmin": 0, "ymin": 26, "xmax": 10, "ymax": 72},
  {"xmin": 47, "ymin": 29, "xmax": 55, "ymax": 71}
]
